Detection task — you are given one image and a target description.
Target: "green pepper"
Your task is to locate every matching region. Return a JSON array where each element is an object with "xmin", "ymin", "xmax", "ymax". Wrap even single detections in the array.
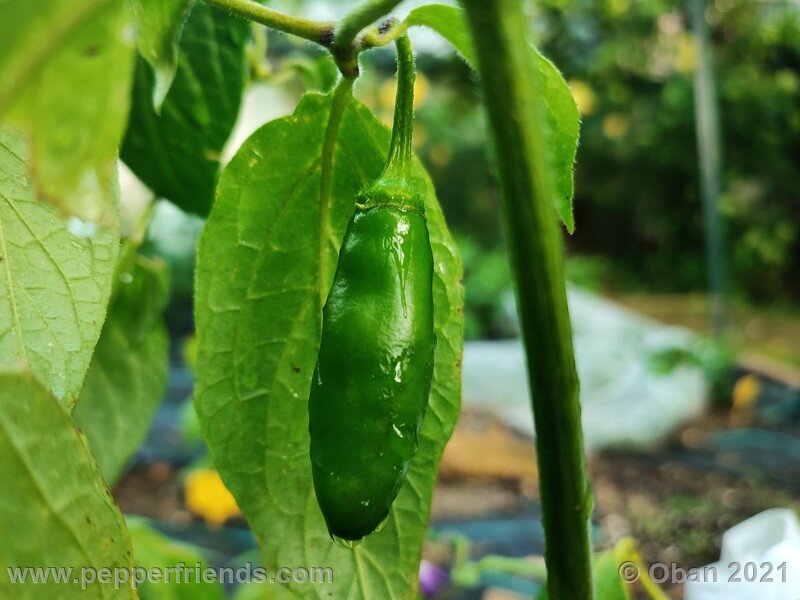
[{"xmin": 309, "ymin": 35, "xmax": 435, "ymax": 544}]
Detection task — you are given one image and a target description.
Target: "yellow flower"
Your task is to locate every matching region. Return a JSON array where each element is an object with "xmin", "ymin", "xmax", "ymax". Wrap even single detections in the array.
[{"xmin": 184, "ymin": 469, "xmax": 241, "ymax": 528}]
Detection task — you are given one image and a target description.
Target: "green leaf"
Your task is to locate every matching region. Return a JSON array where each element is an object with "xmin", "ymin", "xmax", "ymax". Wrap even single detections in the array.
[
  {"xmin": 0, "ymin": 128, "xmax": 120, "ymax": 407},
  {"xmin": 195, "ymin": 93, "xmax": 464, "ymax": 599},
  {"xmin": 535, "ymin": 549, "xmax": 633, "ymax": 600},
  {"xmin": 610, "ymin": 537, "xmax": 669, "ymax": 600},
  {"xmin": 529, "ymin": 51, "xmax": 580, "ymax": 232},
  {"xmin": 592, "ymin": 550, "xmax": 629, "ymax": 600},
  {"xmin": 74, "ymin": 254, "xmax": 170, "ymax": 486},
  {"xmin": 0, "ymin": 0, "xmax": 135, "ymax": 227},
  {"xmin": 233, "ymin": 580, "xmax": 294, "ymax": 600},
  {"xmin": 126, "ymin": 517, "xmax": 225, "ymax": 600},
  {"xmin": 121, "ymin": 2, "xmax": 249, "ymax": 216},
  {"xmin": 130, "ymin": 0, "xmax": 195, "ymax": 110},
  {"xmin": 405, "ymin": 4, "xmax": 579, "ymax": 231},
  {"xmin": 406, "ymin": 4, "xmax": 478, "ymax": 65},
  {"xmin": 0, "ymin": 369, "xmax": 136, "ymax": 599}
]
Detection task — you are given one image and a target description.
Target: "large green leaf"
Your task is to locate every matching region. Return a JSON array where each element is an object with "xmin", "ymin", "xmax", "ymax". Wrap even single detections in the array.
[
  {"xmin": 127, "ymin": 517, "xmax": 225, "ymax": 600},
  {"xmin": 405, "ymin": 4, "xmax": 579, "ymax": 231},
  {"xmin": 130, "ymin": 0, "xmax": 195, "ymax": 110},
  {"xmin": 195, "ymin": 93, "xmax": 464, "ymax": 599},
  {"xmin": 0, "ymin": 369, "xmax": 136, "ymax": 599},
  {"xmin": 74, "ymin": 254, "xmax": 170, "ymax": 486},
  {"xmin": 121, "ymin": 2, "xmax": 249, "ymax": 216},
  {"xmin": 0, "ymin": 128, "xmax": 119, "ymax": 407},
  {"xmin": 0, "ymin": 0, "xmax": 135, "ymax": 227}
]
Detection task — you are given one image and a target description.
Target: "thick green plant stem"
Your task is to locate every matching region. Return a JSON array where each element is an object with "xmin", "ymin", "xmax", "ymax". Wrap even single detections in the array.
[{"xmin": 459, "ymin": 1, "xmax": 594, "ymax": 598}]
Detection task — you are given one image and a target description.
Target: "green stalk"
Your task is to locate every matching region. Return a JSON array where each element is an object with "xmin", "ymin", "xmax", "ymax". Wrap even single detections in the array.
[
  {"xmin": 359, "ymin": 35, "xmax": 426, "ymax": 213},
  {"xmin": 202, "ymin": 0, "xmax": 405, "ymax": 78},
  {"xmin": 333, "ymin": 0, "xmax": 404, "ymax": 77},
  {"xmin": 459, "ymin": 1, "xmax": 594, "ymax": 598},
  {"xmin": 385, "ymin": 35, "xmax": 414, "ymax": 171},
  {"xmin": 360, "ymin": 18, "xmax": 406, "ymax": 50},
  {"xmin": 201, "ymin": 0, "xmax": 333, "ymax": 44},
  {"xmin": 336, "ymin": 0, "xmax": 404, "ymax": 50}
]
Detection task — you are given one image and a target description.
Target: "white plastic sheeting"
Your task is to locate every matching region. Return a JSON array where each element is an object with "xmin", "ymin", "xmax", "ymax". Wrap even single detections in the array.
[
  {"xmin": 462, "ymin": 287, "xmax": 709, "ymax": 453},
  {"xmin": 684, "ymin": 509, "xmax": 800, "ymax": 599}
]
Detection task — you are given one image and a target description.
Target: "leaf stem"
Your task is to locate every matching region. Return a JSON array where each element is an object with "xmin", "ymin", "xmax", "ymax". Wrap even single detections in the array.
[
  {"xmin": 318, "ymin": 77, "xmax": 355, "ymax": 303},
  {"xmin": 201, "ymin": 0, "xmax": 333, "ymax": 45},
  {"xmin": 459, "ymin": 1, "xmax": 594, "ymax": 598}
]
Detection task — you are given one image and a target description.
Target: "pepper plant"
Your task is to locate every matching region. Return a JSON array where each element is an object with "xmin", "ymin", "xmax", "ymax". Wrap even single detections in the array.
[{"xmin": 0, "ymin": 0, "xmax": 598, "ymax": 598}]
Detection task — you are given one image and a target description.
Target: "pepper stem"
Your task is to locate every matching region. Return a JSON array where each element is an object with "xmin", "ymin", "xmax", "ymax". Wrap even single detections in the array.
[
  {"xmin": 385, "ymin": 34, "xmax": 415, "ymax": 172},
  {"xmin": 359, "ymin": 34, "xmax": 424, "ymax": 212}
]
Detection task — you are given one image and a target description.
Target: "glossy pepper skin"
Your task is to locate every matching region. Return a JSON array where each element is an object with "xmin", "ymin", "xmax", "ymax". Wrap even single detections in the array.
[
  {"xmin": 308, "ymin": 35, "xmax": 434, "ymax": 544},
  {"xmin": 308, "ymin": 179, "xmax": 435, "ymax": 543}
]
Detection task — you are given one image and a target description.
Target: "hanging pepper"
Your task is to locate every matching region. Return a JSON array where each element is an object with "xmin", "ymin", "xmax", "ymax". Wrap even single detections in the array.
[{"xmin": 308, "ymin": 35, "xmax": 435, "ymax": 545}]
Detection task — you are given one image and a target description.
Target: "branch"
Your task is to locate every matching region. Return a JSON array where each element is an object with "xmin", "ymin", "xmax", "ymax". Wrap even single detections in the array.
[
  {"xmin": 336, "ymin": 0, "xmax": 404, "ymax": 50},
  {"xmin": 332, "ymin": 0, "xmax": 405, "ymax": 76},
  {"xmin": 202, "ymin": 0, "xmax": 333, "ymax": 45},
  {"xmin": 359, "ymin": 17, "xmax": 407, "ymax": 50}
]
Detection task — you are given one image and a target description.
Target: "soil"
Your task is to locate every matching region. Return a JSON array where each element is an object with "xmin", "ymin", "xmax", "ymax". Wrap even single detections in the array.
[
  {"xmin": 113, "ymin": 406, "xmax": 800, "ymax": 600},
  {"xmin": 589, "ymin": 449, "xmax": 800, "ymax": 598},
  {"xmin": 430, "ymin": 408, "xmax": 800, "ymax": 598},
  {"xmin": 114, "ymin": 462, "xmax": 194, "ymax": 527}
]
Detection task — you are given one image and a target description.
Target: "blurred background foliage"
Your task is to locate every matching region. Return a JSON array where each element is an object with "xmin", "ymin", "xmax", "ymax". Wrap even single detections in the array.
[
  {"xmin": 539, "ymin": 0, "xmax": 799, "ymax": 302},
  {"xmin": 147, "ymin": 0, "xmax": 800, "ymax": 344},
  {"xmin": 408, "ymin": 0, "xmax": 800, "ymax": 339}
]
